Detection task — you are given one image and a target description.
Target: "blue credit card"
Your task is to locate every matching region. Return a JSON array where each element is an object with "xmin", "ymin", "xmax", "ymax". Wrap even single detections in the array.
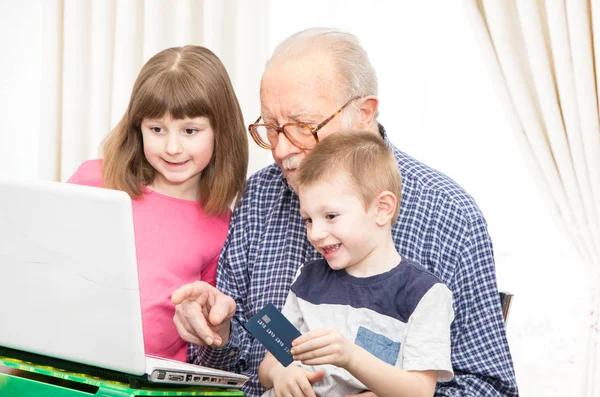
[{"xmin": 245, "ymin": 303, "xmax": 302, "ymax": 367}]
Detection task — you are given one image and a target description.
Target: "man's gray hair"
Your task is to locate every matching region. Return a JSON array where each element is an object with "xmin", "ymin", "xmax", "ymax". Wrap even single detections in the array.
[{"xmin": 267, "ymin": 28, "xmax": 379, "ymax": 126}]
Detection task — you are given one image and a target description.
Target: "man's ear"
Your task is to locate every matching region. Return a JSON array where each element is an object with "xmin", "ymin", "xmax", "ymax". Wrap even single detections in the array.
[
  {"xmin": 374, "ymin": 190, "xmax": 397, "ymax": 226},
  {"xmin": 357, "ymin": 96, "xmax": 379, "ymax": 129}
]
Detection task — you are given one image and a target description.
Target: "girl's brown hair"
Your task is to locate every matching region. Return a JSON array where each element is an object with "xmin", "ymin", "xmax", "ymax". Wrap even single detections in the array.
[{"xmin": 102, "ymin": 45, "xmax": 248, "ymax": 216}]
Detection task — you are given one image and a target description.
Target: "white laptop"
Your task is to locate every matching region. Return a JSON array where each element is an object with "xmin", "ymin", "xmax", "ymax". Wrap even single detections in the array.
[{"xmin": 0, "ymin": 179, "xmax": 247, "ymax": 389}]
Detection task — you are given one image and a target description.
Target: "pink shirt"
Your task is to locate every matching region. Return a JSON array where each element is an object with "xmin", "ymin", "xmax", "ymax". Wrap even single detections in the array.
[{"xmin": 68, "ymin": 159, "xmax": 230, "ymax": 362}]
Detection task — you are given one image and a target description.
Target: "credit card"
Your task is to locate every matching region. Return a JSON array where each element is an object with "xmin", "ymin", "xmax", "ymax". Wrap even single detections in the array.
[{"xmin": 245, "ymin": 303, "xmax": 302, "ymax": 367}]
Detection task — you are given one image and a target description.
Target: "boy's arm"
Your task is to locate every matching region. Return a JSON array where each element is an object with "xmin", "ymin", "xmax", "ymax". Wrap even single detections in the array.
[
  {"xmin": 257, "ymin": 351, "xmax": 280, "ymax": 389},
  {"xmin": 292, "ymin": 328, "xmax": 437, "ymax": 397},
  {"xmin": 346, "ymin": 346, "xmax": 436, "ymax": 397},
  {"xmin": 258, "ymin": 352, "xmax": 324, "ymax": 396}
]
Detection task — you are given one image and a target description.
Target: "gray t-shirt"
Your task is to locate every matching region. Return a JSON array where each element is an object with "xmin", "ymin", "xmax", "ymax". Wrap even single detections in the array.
[{"xmin": 262, "ymin": 257, "xmax": 454, "ymax": 397}]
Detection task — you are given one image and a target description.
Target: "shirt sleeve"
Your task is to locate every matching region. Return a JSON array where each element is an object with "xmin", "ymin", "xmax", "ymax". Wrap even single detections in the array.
[
  {"xmin": 436, "ymin": 216, "xmax": 518, "ymax": 397},
  {"xmin": 187, "ymin": 183, "xmax": 253, "ymax": 374},
  {"xmin": 66, "ymin": 159, "xmax": 103, "ymax": 187},
  {"xmin": 281, "ymin": 290, "xmax": 303, "ymax": 330},
  {"xmin": 402, "ymin": 283, "xmax": 454, "ymax": 382}
]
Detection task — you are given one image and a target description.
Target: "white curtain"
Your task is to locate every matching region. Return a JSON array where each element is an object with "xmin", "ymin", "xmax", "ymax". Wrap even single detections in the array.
[
  {"xmin": 39, "ymin": 0, "xmax": 272, "ymax": 182},
  {"xmin": 466, "ymin": 0, "xmax": 600, "ymax": 395}
]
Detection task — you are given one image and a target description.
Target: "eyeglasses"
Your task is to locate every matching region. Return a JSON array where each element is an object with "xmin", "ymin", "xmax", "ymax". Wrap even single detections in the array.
[{"xmin": 248, "ymin": 96, "xmax": 361, "ymax": 150}]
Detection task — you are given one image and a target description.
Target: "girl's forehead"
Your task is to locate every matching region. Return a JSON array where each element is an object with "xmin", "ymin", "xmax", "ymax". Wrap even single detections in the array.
[
  {"xmin": 140, "ymin": 114, "xmax": 212, "ymax": 128},
  {"xmin": 139, "ymin": 109, "xmax": 209, "ymax": 121}
]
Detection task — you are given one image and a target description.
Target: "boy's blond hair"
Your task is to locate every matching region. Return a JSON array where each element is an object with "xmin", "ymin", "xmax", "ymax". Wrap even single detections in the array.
[{"xmin": 296, "ymin": 130, "xmax": 402, "ymax": 224}]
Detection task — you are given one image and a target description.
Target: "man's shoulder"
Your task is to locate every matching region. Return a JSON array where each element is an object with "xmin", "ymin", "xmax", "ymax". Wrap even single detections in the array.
[
  {"xmin": 245, "ymin": 162, "xmax": 286, "ymax": 195},
  {"xmin": 391, "ymin": 144, "xmax": 484, "ymax": 222},
  {"xmin": 229, "ymin": 162, "xmax": 289, "ymax": 226}
]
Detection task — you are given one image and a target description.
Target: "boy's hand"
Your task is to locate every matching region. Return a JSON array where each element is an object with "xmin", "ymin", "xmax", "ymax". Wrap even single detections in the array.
[
  {"xmin": 291, "ymin": 326, "xmax": 356, "ymax": 369},
  {"xmin": 272, "ymin": 365, "xmax": 325, "ymax": 397}
]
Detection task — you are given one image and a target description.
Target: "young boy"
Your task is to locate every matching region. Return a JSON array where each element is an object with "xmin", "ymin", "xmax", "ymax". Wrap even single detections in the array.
[{"xmin": 257, "ymin": 131, "xmax": 455, "ymax": 397}]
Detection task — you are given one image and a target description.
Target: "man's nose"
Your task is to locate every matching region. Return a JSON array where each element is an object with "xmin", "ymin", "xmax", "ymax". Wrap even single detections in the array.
[
  {"xmin": 165, "ymin": 133, "xmax": 183, "ymax": 155},
  {"xmin": 273, "ymin": 133, "xmax": 301, "ymax": 161}
]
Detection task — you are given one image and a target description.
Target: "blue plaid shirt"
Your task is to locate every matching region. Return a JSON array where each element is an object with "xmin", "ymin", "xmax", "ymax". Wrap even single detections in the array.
[{"xmin": 189, "ymin": 126, "xmax": 518, "ymax": 397}]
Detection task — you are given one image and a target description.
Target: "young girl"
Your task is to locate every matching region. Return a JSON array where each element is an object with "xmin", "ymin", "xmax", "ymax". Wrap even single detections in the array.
[{"xmin": 68, "ymin": 45, "xmax": 248, "ymax": 362}]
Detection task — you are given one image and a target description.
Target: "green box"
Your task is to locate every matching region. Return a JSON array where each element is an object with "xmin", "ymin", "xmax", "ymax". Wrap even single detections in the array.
[{"xmin": 0, "ymin": 355, "xmax": 244, "ymax": 397}]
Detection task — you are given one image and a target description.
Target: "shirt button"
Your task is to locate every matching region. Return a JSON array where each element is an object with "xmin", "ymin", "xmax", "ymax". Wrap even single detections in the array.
[{"xmin": 229, "ymin": 350, "xmax": 237, "ymax": 357}]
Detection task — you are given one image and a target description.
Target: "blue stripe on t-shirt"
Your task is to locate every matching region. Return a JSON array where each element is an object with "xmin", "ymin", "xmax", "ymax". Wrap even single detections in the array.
[{"xmin": 290, "ymin": 257, "xmax": 442, "ymax": 322}]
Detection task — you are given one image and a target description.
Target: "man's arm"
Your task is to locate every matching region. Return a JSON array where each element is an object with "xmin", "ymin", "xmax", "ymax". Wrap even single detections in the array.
[
  {"xmin": 437, "ymin": 216, "xmax": 518, "ymax": 397},
  {"xmin": 186, "ymin": 192, "xmax": 254, "ymax": 373}
]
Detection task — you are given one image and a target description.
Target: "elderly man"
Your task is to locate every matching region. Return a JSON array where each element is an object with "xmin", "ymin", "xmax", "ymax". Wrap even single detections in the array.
[{"xmin": 172, "ymin": 28, "xmax": 518, "ymax": 397}]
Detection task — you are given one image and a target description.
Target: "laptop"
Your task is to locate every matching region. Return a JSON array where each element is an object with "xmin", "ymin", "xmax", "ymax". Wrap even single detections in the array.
[{"xmin": 0, "ymin": 179, "xmax": 247, "ymax": 389}]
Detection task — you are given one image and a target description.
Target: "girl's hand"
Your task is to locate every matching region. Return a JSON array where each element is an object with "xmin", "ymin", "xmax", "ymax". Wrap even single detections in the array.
[
  {"xmin": 291, "ymin": 326, "xmax": 356, "ymax": 369},
  {"xmin": 272, "ymin": 365, "xmax": 324, "ymax": 397}
]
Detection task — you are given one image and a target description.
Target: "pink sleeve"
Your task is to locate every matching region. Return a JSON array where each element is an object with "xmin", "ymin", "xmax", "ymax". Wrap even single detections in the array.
[
  {"xmin": 200, "ymin": 210, "xmax": 231, "ymax": 287},
  {"xmin": 67, "ymin": 159, "xmax": 104, "ymax": 187}
]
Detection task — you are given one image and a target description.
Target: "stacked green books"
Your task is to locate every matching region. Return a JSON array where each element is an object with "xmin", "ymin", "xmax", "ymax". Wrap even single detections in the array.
[{"xmin": 0, "ymin": 355, "xmax": 244, "ymax": 396}]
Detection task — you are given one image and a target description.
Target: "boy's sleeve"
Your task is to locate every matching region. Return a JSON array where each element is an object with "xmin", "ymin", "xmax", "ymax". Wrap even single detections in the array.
[
  {"xmin": 281, "ymin": 290, "xmax": 303, "ymax": 330},
  {"xmin": 281, "ymin": 264, "xmax": 306, "ymax": 329},
  {"xmin": 402, "ymin": 283, "xmax": 454, "ymax": 382}
]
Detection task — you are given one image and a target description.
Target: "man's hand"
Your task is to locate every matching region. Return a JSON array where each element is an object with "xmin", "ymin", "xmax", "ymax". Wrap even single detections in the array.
[
  {"xmin": 271, "ymin": 365, "xmax": 325, "ymax": 397},
  {"xmin": 171, "ymin": 281, "xmax": 236, "ymax": 347},
  {"xmin": 291, "ymin": 327, "xmax": 356, "ymax": 369},
  {"xmin": 344, "ymin": 393, "xmax": 377, "ymax": 397}
]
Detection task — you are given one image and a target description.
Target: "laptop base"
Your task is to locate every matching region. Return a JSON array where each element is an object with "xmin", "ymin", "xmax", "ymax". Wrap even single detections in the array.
[
  {"xmin": 0, "ymin": 346, "xmax": 242, "ymax": 394},
  {"xmin": 0, "ymin": 347, "xmax": 243, "ymax": 396}
]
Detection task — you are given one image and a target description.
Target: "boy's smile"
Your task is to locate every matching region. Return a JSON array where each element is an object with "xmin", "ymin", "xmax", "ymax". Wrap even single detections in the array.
[{"xmin": 321, "ymin": 243, "xmax": 341, "ymax": 253}]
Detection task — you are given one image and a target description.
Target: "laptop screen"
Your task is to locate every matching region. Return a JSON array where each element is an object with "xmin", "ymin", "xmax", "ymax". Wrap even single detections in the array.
[{"xmin": 0, "ymin": 180, "xmax": 146, "ymax": 375}]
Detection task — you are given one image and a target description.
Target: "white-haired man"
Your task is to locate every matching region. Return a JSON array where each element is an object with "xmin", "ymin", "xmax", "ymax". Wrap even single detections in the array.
[{"xmin": 172, "ymin": 28, "xmax": 518, "ymax": 397}]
